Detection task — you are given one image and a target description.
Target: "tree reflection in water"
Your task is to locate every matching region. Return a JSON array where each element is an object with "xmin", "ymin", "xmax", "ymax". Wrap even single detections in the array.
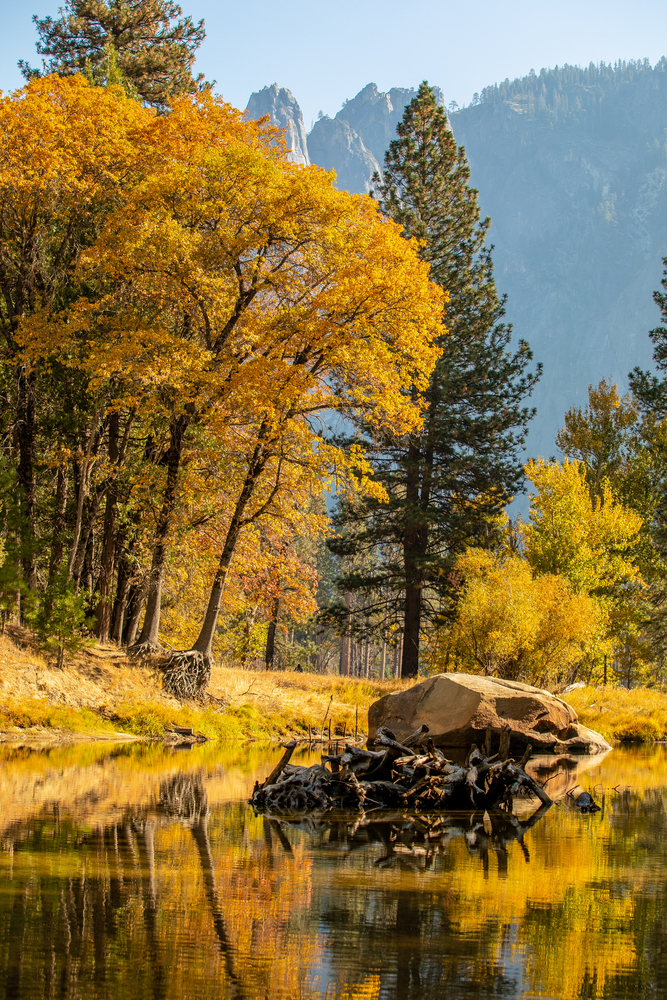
[{"xmin": 1, "ymin": 748, "xmax": 667, "ymax": 999}]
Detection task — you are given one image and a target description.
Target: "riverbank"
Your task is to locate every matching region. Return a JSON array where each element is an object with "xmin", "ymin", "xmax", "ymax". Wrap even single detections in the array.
[
  {"xmin": 0, "ymin": 629, "xmax": 404, "ymax": 744},
  {"xmin": 566, "ymin": 684, "xmax": 667, "ymax": 742},
  {"xmin": 2, "ymin": 629, "xmax": 666, "ymax": 744}
]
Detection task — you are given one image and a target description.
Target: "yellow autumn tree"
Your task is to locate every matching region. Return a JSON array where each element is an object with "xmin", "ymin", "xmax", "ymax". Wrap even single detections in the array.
[
  {"xmin": 556, "ymin": 378, "xmax": 639, "ymax": 506},
  {"xmin": 524, "ymin": 457, "xmax": 642, "ymax": 596},
  {"xmin": 0, "ymin": 74, "xmax": 152, "ymax": 597},
  {"xmin": 524, "ymin": 457, "xmax": 645, "ymax": 680},
  {"xmin": 439, "ymin": 547, "xmax": 600, "ymax": 686},
  {"xmin": 20, "ymin": 86, "xmax": 444, "ymax": 687}
]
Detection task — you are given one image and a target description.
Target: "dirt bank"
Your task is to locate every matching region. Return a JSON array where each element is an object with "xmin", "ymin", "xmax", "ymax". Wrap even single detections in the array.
[{"xmin": 0, "ymin": 627, "xmax": 404, "ymax": 744}]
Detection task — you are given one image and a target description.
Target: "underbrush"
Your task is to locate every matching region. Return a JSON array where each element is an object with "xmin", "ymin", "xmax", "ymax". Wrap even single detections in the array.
[
  {"xmin": 0, "ymin": 698, "xmax": 117, "ymax": 734},
  {"xmin": 566, "ymin": 684, "xmax": 667, "ymax": 742}
]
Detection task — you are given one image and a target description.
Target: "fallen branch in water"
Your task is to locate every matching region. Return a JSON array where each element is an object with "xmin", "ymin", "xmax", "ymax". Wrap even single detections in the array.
[{"xmin": 251, "ymin": 724, "xmax": 552, "ymax": 817}]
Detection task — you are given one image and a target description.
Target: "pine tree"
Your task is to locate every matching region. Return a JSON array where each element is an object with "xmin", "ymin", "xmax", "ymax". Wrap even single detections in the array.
[
  {"xmin": 628, "ymin": 259, "xmax": 667, "ymax": 667},
  {"xmin": 630, "ymin": 259, "xmax": 667, "ymax": 416},
  {"xmin": 328, "ymin": 83, "xmax": 540, "ymax": 678},
  {"xmin": 20, "ymin": 0, "xmax": 207, "ymax": 110}
]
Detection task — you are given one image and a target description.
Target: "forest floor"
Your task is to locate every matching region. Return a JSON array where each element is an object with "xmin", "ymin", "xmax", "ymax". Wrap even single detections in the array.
[
  {"xmin": 0, "ymin": 626, "xmax": 404, "ymax": 744},
  {"xmin": 1, "ymin": 627, "xmax": 666, "ymax": 745}
]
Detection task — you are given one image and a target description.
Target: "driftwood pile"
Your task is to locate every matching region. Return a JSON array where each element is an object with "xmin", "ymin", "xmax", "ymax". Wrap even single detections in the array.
[{"xmin": 251, "ymin": 723, "xmax": 553, "ymax": 818}]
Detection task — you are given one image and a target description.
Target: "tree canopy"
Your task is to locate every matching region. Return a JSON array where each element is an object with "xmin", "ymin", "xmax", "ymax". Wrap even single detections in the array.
[{"xmin": 20, "ymin": 0, "xmax": 207, "ymax": 109}]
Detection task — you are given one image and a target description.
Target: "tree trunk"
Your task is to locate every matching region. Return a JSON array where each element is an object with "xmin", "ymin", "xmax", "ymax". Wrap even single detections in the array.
[
  {"xmin": 191, "ymin": 516, "xmax": 243, "ymax": 658},
  {"xmin": 71, "ymin": 491, "xmax": 103, "ymax": 591},
  {"xmin": 15, "ymin": 365, "xmax": 38, "ymax": 593},
  {"xmin": 123, "ymin": 575, "xmax": 149, "ymax": 646},
  {"xmin": 110, "ymin": 529, "xmax": 137, "ymax": 644},
  {"xmin": 191, "ymin": 432, "xmax": 271, "ymax": 659},
  {"xmin": 401, "ymin": 438, "xmax": 424, "ymax": 679},
  {"xmin": 82, "ymin": 528, "xmax": 95, "ymax": 594},
  {"xmin": 96, "ymin": 413, "xmax": 119, "ymax": 641},
  {"xmin": 48, "ymin": 464, "xmax": 69, "ymax": 585},
  {"xmin": 401, "ymin": 393, "xmax": 435, "ymax": 681},
  {"xmin": 265, "ymin": 597, "xmax": 280, "ymax": 670},
  {"xmin": 136, "ymin": 413, "xmax": 190, "ymax": 648},
  {"xmin": 339, "ymin": 591, "xmax": 352, "ymax": 676}
]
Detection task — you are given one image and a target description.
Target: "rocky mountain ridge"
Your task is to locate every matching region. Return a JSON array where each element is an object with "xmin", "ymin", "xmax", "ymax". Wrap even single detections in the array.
[{"xmin": 246, "ymin": 62, "xmax": 667, "ymax": 460}]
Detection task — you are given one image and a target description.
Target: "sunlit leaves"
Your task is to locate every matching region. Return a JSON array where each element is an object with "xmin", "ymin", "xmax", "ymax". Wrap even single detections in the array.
[{"xmin": 440, "ymin": 547, "xmax": 600, "ymax": 684}]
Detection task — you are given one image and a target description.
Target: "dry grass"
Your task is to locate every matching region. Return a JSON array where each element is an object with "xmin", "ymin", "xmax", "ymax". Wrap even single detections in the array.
[
  {"xmin": 9, "ymin": 626, "xmax": 664, "ymax": 746},
  {"xmin": 0, "ymin": 628, "xmax": 406, "ymax": 743},
  {"xmin": 567, "ymin": 684, "xmax": 667, "ymax": 742}
]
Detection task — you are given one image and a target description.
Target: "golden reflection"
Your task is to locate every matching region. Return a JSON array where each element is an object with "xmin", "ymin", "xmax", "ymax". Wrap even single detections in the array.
[{"xmin": 0, "ymin": 744, "xmax": 665, "ymax": 999}]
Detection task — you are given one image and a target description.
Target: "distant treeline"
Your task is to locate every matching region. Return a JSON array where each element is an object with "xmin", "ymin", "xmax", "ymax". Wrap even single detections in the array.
[{"xmin": 471, "ymin": 57, "xmax": 667, "ymax": 125}]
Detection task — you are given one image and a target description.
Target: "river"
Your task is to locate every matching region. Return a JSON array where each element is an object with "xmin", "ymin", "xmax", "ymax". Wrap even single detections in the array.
[{"xmin": 0, "ymin": 741, "xmax": 665, "ymax": 999}]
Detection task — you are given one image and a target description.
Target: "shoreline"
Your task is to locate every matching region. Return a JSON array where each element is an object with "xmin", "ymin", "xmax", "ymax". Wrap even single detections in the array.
[{"xmin": 1, "ymin": 631, "xmax": 666, "ymax": 746}]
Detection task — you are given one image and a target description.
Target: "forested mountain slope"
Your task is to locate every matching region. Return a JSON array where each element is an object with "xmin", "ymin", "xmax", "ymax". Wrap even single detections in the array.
[{"xmin": 247, "ymin": 60, "xmax": 667, "ymax": 459}]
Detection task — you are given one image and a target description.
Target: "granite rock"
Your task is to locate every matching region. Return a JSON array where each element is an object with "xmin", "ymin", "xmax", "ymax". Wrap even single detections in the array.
[
  {"xmin": 246, "ymin": 83, "xmax": 310, "ymax": 165},
  {"xmin": 368, "ymin": 672, "xmax": 611, "ymax": 755}
]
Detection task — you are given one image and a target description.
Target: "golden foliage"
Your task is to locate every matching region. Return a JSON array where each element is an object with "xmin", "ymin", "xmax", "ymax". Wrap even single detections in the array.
[
  {"xmin": 437, "ymin": 548, "xmax": 600, "ymax": 684},
  {"xmin": 524, "ymin": 457, "xmax": 643, "ymax": 595},
  {"xmin": 10, "ymin": 75, "xmax": 445, "ymax": 655},
  {"xmin": 556, "ymin": 377, "xmax": 639, "ymax": 503}
]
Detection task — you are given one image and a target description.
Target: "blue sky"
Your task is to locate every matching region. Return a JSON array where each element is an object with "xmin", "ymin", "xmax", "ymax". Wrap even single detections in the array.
[{"xmin": 2, "ymin": 0, "xmax": 667, "ymax": 126}]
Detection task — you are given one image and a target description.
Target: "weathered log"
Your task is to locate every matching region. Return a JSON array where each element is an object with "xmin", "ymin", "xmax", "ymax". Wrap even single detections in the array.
[
  {"xmin": 498, "ymin": 724, "xmax": 512, "ymax": 761},
  {"xmin": 262, "ymin": 741, "xmax": 297, "ymax": 788},
  {"xmin": 403, "ymin": 724, "xmax": 430, "ymax": 748},
  {"xmin": 251, "ymin": 726, "xmax": 553, "ymax": 819},
  {"xmin": 374, "ymin": 727, "xmax": 414, "ymax": 755}
]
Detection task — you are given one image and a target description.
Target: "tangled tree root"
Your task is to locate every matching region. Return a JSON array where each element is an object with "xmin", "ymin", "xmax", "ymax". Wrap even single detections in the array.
[
  {"xmin": 162, "ymin": 649, "xmax": 212, "ymax": 701},
  {"xmin": 251, "ymin": 725, "xmax": 553, "ymax": 818},
  {"xmin": 127, "ymin": 641, "xmax": 164, "ymax": 660}
]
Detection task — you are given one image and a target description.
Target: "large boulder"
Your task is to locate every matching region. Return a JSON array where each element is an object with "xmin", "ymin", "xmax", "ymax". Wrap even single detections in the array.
[{"xmin": 368, "ymin": 673, "xmax": 611, "ymax": 755}]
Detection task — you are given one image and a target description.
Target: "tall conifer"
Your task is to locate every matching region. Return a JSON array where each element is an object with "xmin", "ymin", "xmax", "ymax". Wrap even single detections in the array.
[
  {"xmin": 328, "ymin": 83, "xmax": 540, "ymax": 678},
  {"xmin": 20, "ymin": 0, "xmax": 207, "ymax": 110}
]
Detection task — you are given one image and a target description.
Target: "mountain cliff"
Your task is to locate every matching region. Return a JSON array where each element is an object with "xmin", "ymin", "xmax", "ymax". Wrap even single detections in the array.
[
  {"xmin": 246, "ymin": 61, "xmax": 667, "ymax": 459},
  {"xmin": 245, "ymin": 83, "xmax": 310, "ymax": 165}
]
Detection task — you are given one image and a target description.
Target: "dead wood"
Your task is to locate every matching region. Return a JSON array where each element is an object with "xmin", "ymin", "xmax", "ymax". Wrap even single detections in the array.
[
  {"xmin": 259, "ymin": 741, "xmax": 296, "ymax": 789},
  {"xmin": 403, "ymin": 724, "xmax": 430, "ymax": 748},
  {"xmin": 251, "ymin": 725, "xmax": 553, "ymax": 820}
]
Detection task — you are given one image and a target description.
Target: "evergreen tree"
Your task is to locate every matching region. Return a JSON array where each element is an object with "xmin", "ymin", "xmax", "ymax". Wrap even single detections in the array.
[
  {"xmin": 20, "ymin": 0, "xmax": 207, "ymax": 110},
  {"xmin": 630, "ymin": 259, "xmax": 667, "ymax": 417},
  {"xmin": 629, "ymin": 259, "xmax": 667, "ymax": 666},
  {"xmin": 328, "ymin": 83, "xmax": 540, "ymax": 678}
]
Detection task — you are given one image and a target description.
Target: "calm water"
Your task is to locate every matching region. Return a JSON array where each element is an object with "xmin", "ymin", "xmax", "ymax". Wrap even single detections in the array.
[{"xmin": 0, "ymin": 741, "xmax": 666, "ymax": 1000}]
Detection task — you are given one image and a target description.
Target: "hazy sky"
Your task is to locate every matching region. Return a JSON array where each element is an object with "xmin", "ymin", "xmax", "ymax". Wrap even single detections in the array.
[{"xmin": 2, "ymin": 0, "xmax": 667, "ymax": 127}]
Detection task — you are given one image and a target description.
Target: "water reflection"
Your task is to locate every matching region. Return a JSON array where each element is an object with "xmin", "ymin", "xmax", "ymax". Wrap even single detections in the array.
[
  {"xmin": 267, "ymin": 802, "xmax": 552, "ymax": 878},
  {"xmin": 1, "ymin": 744, "xmax": 667, "ymax": 999}
]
